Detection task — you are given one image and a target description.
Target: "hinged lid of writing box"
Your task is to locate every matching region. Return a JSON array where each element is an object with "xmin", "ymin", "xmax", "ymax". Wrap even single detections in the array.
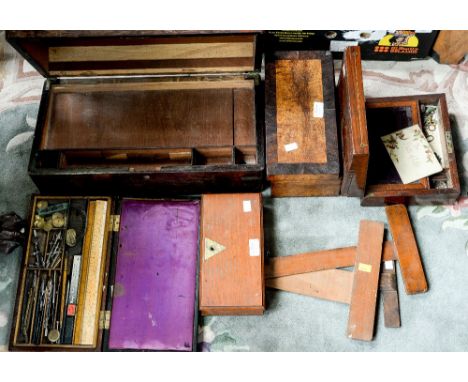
[
  {"xmin": 337, "ymin": 46, "xmax": 369, "ymax": 197},
  {"xmin": 6, "ymin": 31, "xmax": 259, "ymax": 78}
]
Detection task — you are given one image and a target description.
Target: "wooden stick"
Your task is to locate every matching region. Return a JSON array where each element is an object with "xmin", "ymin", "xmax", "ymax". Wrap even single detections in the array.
[
  {"xmin": 347, "ymin": 220, "xmax": 384, "ymax": 341},
  {"xmin": 385, "ymin": 204, "xmax": 428, "ymax": 294},
  {"xmin": 266, "ymin": 269, "xmax": 353, "ymax": 304},
  {"xmin": 265, "ymin": 241, "xmax": 396, "ymax": 278},
  {"xmin": 380, "ymin": 261, "xmax": 401, "ymax": 328}
]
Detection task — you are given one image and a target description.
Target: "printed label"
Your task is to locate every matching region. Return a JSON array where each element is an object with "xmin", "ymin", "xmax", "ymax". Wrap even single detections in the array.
[
  {"xmin": 358, "ymin": 263, "xmax": 372, "ymax": 273},
  {"xmin": 284, "ymin": 142, "xmax": 298, "ymax": 152},
  {"xmin": 313, "ymin": 101, "xmax": 324, "ymax": 118},
  {"xmin": 249, "ymin": 239, "xmax": 261, "ymax": 257},
  {"xmin": 330, "ymin": 40, "xmax": 358, "ymax": 52},
  {"xmin": 243, "ymin": 200, "xmax": 252, "ymax": 213}
]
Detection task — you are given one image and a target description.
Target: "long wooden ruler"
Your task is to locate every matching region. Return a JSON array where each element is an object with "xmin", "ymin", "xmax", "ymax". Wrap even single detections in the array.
[
  {"xmin": 265, "ymin": 241, "xmax": 396, "ymax": 278},
  {"xmin": 74, "ymin": 200, "xmax": 108, "ymax": 345},
  {"xmin": 385, "ymin": 204, "xmax": 427, "ymax": 294},
  {"xmin": 347, "ymin": 220, "xmax": 384, "ymax": 341}
]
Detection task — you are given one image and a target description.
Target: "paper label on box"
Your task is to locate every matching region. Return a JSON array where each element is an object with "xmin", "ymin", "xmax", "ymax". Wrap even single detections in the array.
[
  {"xmin": 381, "ymin": 124, "xmax": 443, "ymax": 184},
  {"xmin": 313, "ymin": 101, "xmax": 324, "ymax": 118},
  {"xmin": 249, "ymin": 239, "xmax": 260, "ymax": 257},
  {"xmin": 330, "ymin": 40, "xmax": 358, "ymax": 52},
  {"xmin": 358, "ymin": 263, "xmax": 372, "ymax": 273},
  {"xmin": 284, "ymin": 142, "xmax": 298, "ymax": 152},
  {"xmin": 384, "ymin": 260, "xmax": 394, "ymax": 271},
  {"xmin": 243, "ymin": 200, "xmax": 252, "ymax": 213}
]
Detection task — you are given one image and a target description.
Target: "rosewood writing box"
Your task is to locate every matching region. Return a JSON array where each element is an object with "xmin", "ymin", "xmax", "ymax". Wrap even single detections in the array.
[
  {"xmin": 9, "ymin": 196, "xmax": 200, "ymax": 351},
  {"xmin": 265, "ymin": 50, "xmax": 340, "ymax": 196},
  {"xmin": 338, "ymin": 46, "xmax": 460, "ymax": 206},
  {"xmin": 6, "ymin": 31, "xmax": 265, "ymax": 196}
]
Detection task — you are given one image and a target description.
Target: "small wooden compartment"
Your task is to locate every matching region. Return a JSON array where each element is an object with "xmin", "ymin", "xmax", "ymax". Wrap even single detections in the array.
[
  {"xmin": 265, "ymin": 51, "xmax": 340, "ymax": 197},
  {"xmin": 338, "ymin": 46, "xmax": 460, "ymax": 206},
  {"xmin": 9, "ymin": 196, "xmax": 200, "ymax": 351},
  {"xmin": 6, "ymin": 31, "xmax": 264, "ymax": 195},
  {"xmin": 199, "ymin": 193, "xmax": 264, "ymax": 315}
]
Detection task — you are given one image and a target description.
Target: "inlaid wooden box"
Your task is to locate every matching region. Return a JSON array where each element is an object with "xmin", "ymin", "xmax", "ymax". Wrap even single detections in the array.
[
  {"xmin": 265, "ymin": 51, "xmax": 340, "ymax": 196},
  {"xmin": 9, "ymin": 196, "xmax": 200, "ymax": 351},
  {"xmin": 6, "ymin": 31, "xmax": 265, "ymax": 196},
  {"xmin": 199, "ymin": 193, "xmax": 264, "ymax": 315},
  {"xmin": 338, "ymin": 46, "xmax": 460, "ymax": 206}
]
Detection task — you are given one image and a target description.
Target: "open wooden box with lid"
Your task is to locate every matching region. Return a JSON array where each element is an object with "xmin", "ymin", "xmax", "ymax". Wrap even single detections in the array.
[
  {"xmin": 6, "ymin": 31, "xmax": 265, "ymax": 195},
  {"xmin": 9, "ymin": 192, "xmax": 265, "ymax": 351},
  {"xmin": 9, "ymin": 195, "xmax": 201, "ymax": 351},
  {"xmin": 338, "ymin": 46, "xmax": 460, "ymax": 206}
]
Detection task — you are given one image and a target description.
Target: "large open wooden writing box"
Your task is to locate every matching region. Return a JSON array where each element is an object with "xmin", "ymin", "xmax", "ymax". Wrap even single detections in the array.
[
  {"xmin": 6, "ymin": 31, "xmax": 265, "ymax": 195},
  {"xmin": 9, "ymin": 196, "xmax": 200, "ymax": 351},
  {"xmin": 338, "ymin": 46, "xmax": 460, "ymax": 206}
]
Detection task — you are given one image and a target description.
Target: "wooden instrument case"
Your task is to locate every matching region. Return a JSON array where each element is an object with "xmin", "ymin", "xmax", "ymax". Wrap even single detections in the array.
[
  {"xmin": 6, "ymin": 31, "xmax": 265, "ymax": 196},
  {"xmin": 9, "ymin": 195, "xmax": 200, "ymax": 351}
]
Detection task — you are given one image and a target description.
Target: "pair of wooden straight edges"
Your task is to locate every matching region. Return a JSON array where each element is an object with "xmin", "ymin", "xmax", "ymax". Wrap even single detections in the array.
[{"xmin": 267, "ymin": 221, "xmax": 385, "ymax": 341}]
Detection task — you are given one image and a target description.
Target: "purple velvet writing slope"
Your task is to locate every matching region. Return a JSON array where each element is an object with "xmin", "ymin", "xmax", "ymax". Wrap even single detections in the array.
[{"xmin": 108, "ymin": 199, "xmax": 199, "ymax": 351}]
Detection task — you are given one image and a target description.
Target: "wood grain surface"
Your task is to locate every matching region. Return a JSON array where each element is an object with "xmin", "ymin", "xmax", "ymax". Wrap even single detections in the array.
[
  {"xmin": 266, "ymin": 241, "xmax": 396, "ymax": 278},
  {"xmin": 275, "ymin": 59, "xmax": 327, "ymax": 164},
  {"xmin": 385, "ymin": 204, "xmax": 428, "ymax": 294},
  {"xmin": 43, "ymin": 88, "xmax": 236, "ymax": 150},
  {"xmin": 199, "ymin": 194, "xmax": 264, "ymax": 315},
  {"xmin": 338, "ymin": 46, "xmax": 369, "ymax": 197},
  {"xmin": 433, "ymin": 30, "xmax": 468, "ymax": 65},
  {"xmin": 347, "ymin": 220, "xmax": 384, "ymax": 341},
  {"xmin": 266, "ymin": 269, "xmax": 353, "ymax": 304}
]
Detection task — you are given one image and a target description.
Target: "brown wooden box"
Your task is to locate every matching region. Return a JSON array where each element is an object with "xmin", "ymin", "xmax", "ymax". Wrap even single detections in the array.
[
  {"xmin": 9, "ymin": 195, "xmax": 201, "ymax": 351},
  {"xmin": 199, "ymin": 193, "xmax": 265, "ymax": 315},
  {"xmin": 6, "ymin": 31, "xmax": 265, "ymax": 196},
  {"xmin": 265, "ymin": 50, "xmax": 340, "ymax": 197},
  {"xmin": 338, "ymin": 46, "xmax": 460, "ymax": 206}
]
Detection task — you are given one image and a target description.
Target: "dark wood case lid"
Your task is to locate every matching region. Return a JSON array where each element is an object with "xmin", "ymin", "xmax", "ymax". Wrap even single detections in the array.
[
  {"xmin": 6, "ymin": 31, "xmax": 259, "ymax": 78},
  {"xmin": 338, "ymin": 46, "xmax": 369, "ymax": 197}
]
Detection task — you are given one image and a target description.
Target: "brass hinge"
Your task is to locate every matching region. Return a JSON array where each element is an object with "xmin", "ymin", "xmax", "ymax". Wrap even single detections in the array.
[
  {"xmin": 99, "ymin": 310, "xmax": 111, "ymax": 330},
  {"xmin": 109, "ymin": 215, "xmax": 120, "ymax": 232}
]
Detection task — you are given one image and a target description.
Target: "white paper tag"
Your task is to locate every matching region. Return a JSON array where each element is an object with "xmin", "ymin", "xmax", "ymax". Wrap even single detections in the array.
[
  {"xmin": 313, "ymin": 101, "xmax": 324, "ymax": 118},
  {"xmin": 284, "ymin": 142, "xmax": 298, "ymax": 152},
  {"xmin": 384, "ymin": 260, "xmax": 394, "ymax": 271},
  {"xmin": 249, "ymin": 239, "xmax": 260, "ymax": 257},
  {"xmin": 330, "ymin": 40, "xmax": 358, "ymax": 52},
  {"xmin": 243, "ymin": 200, "xmax": 252, "ymax": 213}
]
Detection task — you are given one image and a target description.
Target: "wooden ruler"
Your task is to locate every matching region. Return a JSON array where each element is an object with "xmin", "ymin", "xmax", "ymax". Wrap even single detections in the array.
[
  {"xmin": 380, "ymin": 260, "xmax": 401, "ymax": 328},
  {"xmin": 347, "ymin": 220, "xmax": 384, "ymax": 341},
  {"xmin": 266, "ymin": 269, "xmax": 353, "ymax": 304},
  {"xmin": 265, "ymin": 241, "xmax": 396, "ymax": 278},
  {"xmin": 74, "ymin": 200, "xmax": 108, "ymax": 345},
  {"xmin": 385, "ymin": 204, "xmax": 427, "ymax": 294}
]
